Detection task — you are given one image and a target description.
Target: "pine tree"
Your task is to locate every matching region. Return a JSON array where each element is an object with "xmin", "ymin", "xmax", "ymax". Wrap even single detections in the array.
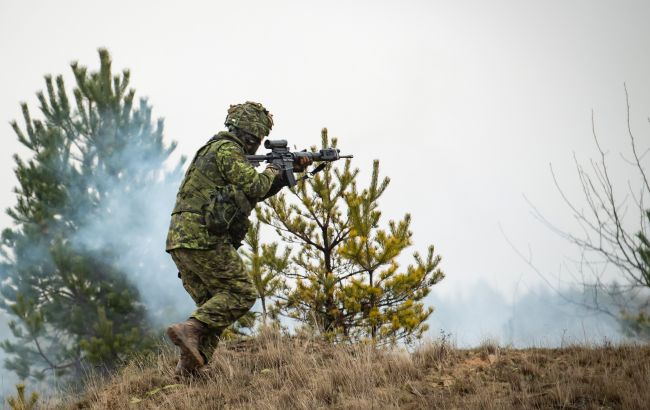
[
  {"xmin": 0, "ymin": 49, "xmax": 179, "ymax": 381},
  {"xmin": 241, "ymin": 217, "xmax": 290, "ymax": 325},
  {"xmin": 6, "ymin": 383, "xmax": 38, "ymax": 410},
  {"xmin": 259, "ymin": 129, "xmax": 444, "ymax": 344},
  {"xmin": 626, "ymin": 211, "xmax": 650, "ymax": 340},
  {"xmin": 338, "ymin": 163, "xmax": 443, "ymax": 343},
  {"xmin": 219, "ymin": 217, "xmax": 290, "ymax": 338}
]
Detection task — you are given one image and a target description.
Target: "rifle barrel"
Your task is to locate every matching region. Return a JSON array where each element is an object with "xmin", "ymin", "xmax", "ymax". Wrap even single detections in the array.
[{"xmin": 246, "ymin": 155, "xmax": 269, "ymax": 161}]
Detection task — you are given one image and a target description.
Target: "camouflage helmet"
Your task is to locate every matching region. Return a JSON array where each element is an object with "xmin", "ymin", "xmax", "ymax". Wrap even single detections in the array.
[{"xmin": 224, "ymin": 101, "xmax": 274, "ymax": 141}]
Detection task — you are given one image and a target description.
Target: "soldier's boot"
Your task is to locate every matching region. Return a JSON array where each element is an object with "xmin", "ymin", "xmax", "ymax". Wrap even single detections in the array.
[
  {"xmin": 167, "ymin": 318, "xmax": 207, "ymax": 373},
  {"xmin": 174, "ymin": 352, "xmax": 194, "ymax": 377}
]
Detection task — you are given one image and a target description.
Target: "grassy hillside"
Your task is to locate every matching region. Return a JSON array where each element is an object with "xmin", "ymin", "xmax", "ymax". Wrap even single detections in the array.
[{"xmin": 35, "ymin": 330, "xmax": 650, "ymax": 409}]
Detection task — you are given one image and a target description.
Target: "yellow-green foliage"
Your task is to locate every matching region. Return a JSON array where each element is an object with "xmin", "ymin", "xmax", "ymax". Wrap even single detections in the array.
[
  {"xmin": 241, "ymin": 219, "xmax": 290, "ymax": 324},
  {"xmin": 6, "ymin": 383, "xmax": 38, "ymax": 410},
  {"xmin": 259, "ymin": 128, "xmax": 444, "ymax": 344}
]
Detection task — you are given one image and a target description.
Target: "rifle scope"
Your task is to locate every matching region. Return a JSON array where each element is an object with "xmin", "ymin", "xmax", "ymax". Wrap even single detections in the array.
[{"xmin": 264, "ymin": 139, "xmax": 288, "ymax": 149}]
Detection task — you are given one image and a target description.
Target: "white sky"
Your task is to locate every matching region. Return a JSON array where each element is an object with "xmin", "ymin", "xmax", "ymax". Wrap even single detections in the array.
[{"xmin": 2, "ymin": 0, "xmax": 650, "ymax": 339}]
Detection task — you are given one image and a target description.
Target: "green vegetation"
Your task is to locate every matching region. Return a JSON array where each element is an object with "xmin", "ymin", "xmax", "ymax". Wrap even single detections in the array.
[
  {"xmin": 241, "ymin": 219, "xmax": 290, "ymax": 325},
  {"xmin": 0, "ymin": 49, "xmax": 179, "ymax": 381},
  {"xmin": 256, "ymin": 129, "xmax": 444, "ymax": 343},
  {"xmin": 6, "ymin": 383, "xmax": 38, "ymax": 410}
]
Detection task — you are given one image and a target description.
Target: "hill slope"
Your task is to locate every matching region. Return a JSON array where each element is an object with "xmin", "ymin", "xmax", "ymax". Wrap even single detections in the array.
[{"xmin": 43, "ymin": 331, "xmax": 650, "ymax": 409}]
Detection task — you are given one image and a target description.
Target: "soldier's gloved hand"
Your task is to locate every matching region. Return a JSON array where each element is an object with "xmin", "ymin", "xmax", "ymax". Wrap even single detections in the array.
[
  {"xmin": 293, "ymin": 156, "xmax": 313, "ymax": 172},
  {"xmin": 265, "ymin": 163, "xmax": 281, "ymax": 173}
]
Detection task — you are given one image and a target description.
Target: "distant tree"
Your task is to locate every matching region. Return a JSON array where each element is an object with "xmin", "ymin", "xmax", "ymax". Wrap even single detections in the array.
[
  {"xmin": 259, "ymin": 129, "xmax": 444, "ymax": 344},
  {"xmin": 531, "ymin": 86, "xmax": 650, "ymax": 340},
  {"xmin": 0, "ymin": 49, "xmax": 180, "ymax": 380}
]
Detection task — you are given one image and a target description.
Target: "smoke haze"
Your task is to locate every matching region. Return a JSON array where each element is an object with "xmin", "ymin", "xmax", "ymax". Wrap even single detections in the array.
[
  {"xmin": 71, "ymin": 162, "xmax": 193, "ymax": 327},
  {"xmin": 0, "ymin": 311, "xmax": 19, "ymax": 403},
  {"xmin": 428, "ymin": 282, "xmax": 624, "ymax": 347}
]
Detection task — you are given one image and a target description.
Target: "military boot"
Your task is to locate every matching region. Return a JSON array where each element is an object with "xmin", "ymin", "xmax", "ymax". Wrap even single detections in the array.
[
  {"xmin": 175, "ymin": 353, "xmax": 211, "ymax": 377},
  {"xmin": 174, "ymin": 352, "xmax": 194, "ymax": 377},
  {"xmin": 167, "ymin": 318, "xmax": 207, "ymax": 373}
]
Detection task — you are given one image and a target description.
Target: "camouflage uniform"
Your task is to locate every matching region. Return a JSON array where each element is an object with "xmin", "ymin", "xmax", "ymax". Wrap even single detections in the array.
[
  {"xmin": 166, "ymin": 103, "xmax": 282, "ymax": 362},
  {"xmin": 168, "ymin": 240, "xmax": 255, "ymax": 360}
]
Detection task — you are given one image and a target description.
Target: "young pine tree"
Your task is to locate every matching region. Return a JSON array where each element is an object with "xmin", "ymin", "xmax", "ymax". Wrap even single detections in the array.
[
  {"xmin": 339, "ymin": 164, "xmax": 443, "ymax": 343},
  {"xmin": 0, "ymin": 49, "xmax": 180, "ymax": 381},
  {"xmin": 241, "ymin": 217, "xmax": 290, "ymax": 325},
  {"xmin": 259, "ymin": 129, "xmax": 444, "ymax": 344}
]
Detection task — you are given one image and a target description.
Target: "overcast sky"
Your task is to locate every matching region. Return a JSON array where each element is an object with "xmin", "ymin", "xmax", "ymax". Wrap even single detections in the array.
[{"xmin": 1, "ymin": 0, "xmax": 650, "ymax": 350}]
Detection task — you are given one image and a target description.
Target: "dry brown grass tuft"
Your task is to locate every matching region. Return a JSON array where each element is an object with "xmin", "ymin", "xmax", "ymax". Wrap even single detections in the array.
[{"xmin": 40, "ymin": 330, "xmax": 650, "ymax": 409}]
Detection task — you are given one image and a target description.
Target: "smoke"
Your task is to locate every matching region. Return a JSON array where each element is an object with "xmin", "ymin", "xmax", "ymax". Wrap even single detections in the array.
[
  {"xmin": 427, "ymin": 280, "xmax": 626, "ymax": 347},
  {"xmin": 0, "ymin": 311, "xmax": 19, "ymax": 402},
  {"xmin": 70, "ymin": 155, "xmax": 194, "ymax": 328}
]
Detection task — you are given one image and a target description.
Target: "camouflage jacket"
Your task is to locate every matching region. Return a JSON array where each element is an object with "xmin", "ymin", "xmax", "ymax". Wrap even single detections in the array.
[{"xmin": 166, "ymin": 131, "xmax": 282, "ymax": 251}]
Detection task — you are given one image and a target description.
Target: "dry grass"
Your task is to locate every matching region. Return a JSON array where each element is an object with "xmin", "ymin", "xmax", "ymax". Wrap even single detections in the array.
[{"xmin": 40, "ymin": 329, "xmax": 650, "ymax": 409}]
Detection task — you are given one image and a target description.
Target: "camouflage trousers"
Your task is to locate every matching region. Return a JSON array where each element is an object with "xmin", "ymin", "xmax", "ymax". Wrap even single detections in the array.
[{"xmin": 169, "ymin": 239, "xmax": 256, "ymax": 361}]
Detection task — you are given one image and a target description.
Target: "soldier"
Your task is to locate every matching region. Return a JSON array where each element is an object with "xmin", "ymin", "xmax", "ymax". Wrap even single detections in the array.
[{"xmin": 165, "ymin": 101, "xmax": 310, "ymax": 375}]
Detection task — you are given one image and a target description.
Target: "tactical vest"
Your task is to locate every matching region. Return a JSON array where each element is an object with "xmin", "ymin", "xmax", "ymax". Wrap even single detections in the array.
[{"xmin": 171, "ymin": 134, "xmax": 253, "ymax": 242}]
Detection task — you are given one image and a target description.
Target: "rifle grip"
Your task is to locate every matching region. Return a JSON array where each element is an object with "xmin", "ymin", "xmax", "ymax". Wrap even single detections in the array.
[{"xmin": 286, "ymin": 169, "xmax": 297, "ymax": 187}]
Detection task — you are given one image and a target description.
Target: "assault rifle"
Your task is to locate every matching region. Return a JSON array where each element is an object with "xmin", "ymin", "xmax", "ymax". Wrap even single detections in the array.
[{"xmin": 246, "ymin": 139, "xmax": 353, "ymax": 187}]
